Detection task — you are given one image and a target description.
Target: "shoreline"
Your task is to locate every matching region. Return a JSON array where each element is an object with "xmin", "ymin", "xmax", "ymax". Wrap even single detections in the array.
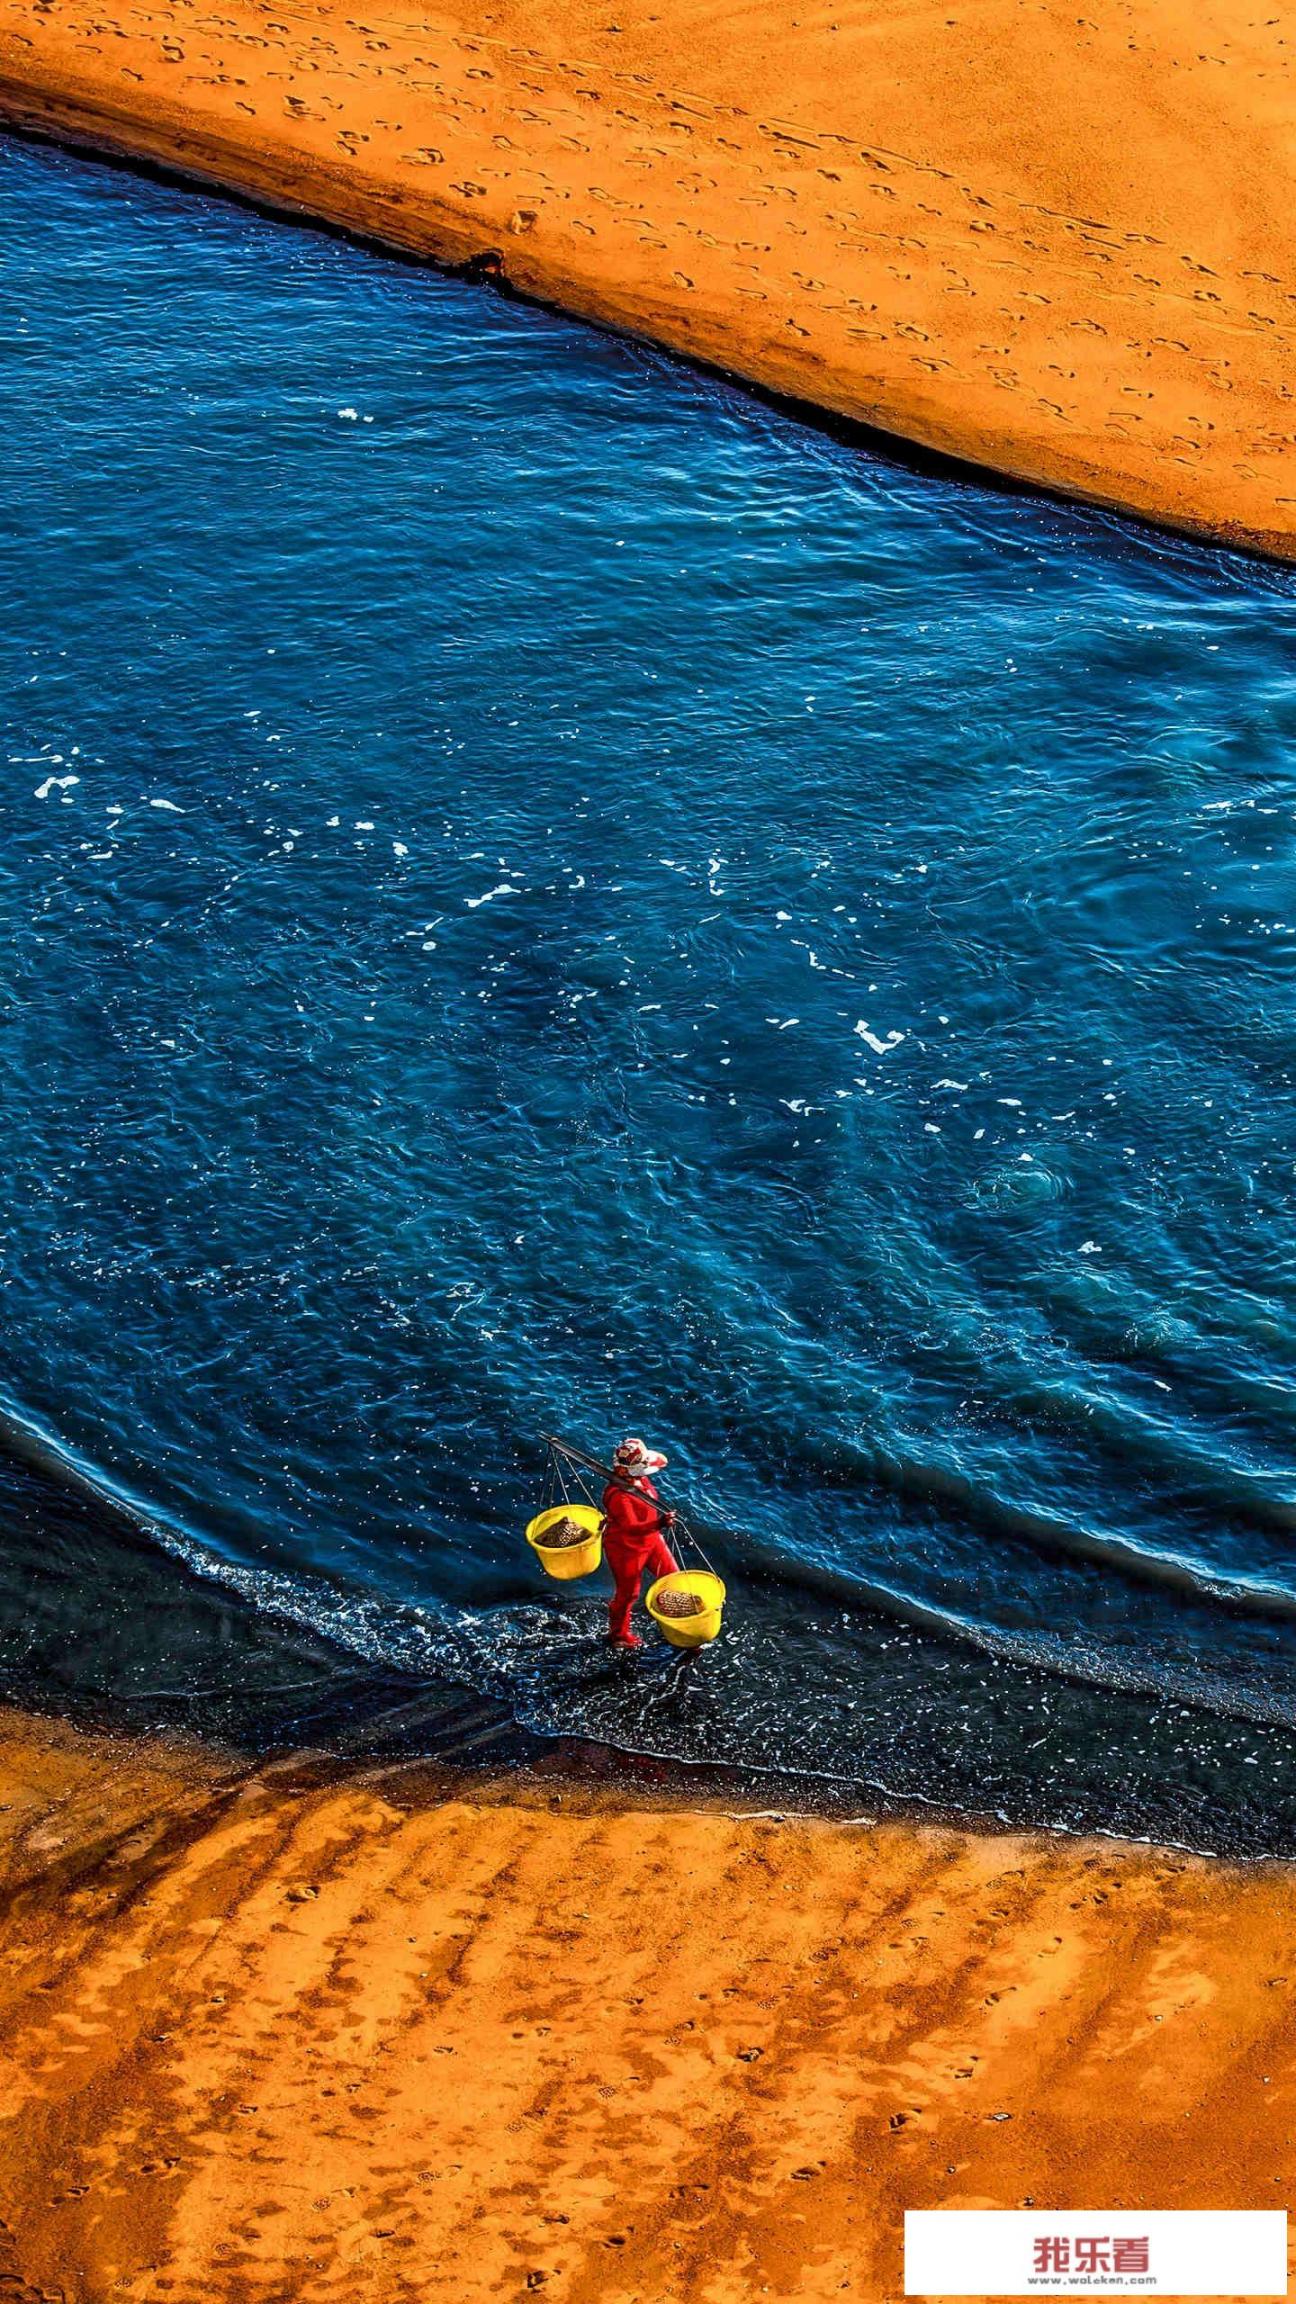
[
  {"xmin": 0, "ymin": 1702, "xmax": 1294, "ymax": 2298},
  {"xmin": 1, "ymin": 0, "xmax": 1296, "ymax": 561},
  {"xmin": 3, "ymin": 1389, "xmax": 1286, "ymax": 1872},
  {"xmin": 11, "ymin": 1660, "xmax": 1286, "ymax": 1873}
]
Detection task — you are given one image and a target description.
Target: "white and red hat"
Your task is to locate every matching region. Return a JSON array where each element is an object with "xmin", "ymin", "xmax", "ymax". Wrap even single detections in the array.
[{"xmin": 613, "ymin": 1436, "xmax": 667, "ymax": 1478}]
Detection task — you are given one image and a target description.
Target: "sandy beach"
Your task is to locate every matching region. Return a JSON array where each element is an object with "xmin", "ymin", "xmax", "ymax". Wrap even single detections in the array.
[
  {"xmin": 0, "ymin": 1705, "xmax": 1289, "ymax": 2300},
  {"xmin": 0, "ymin": 0, "xmax": 1295, "ymax": 557}
]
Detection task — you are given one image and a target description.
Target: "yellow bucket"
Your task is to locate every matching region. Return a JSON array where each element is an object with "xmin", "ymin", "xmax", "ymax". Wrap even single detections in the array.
[
  {"xmin": 646, "ymin": 1570, "xmax": 726, "ymax": 1649},
  {"xmin": 526, "ymin": 1503, "xmax": 604, "ymax": 1581}
]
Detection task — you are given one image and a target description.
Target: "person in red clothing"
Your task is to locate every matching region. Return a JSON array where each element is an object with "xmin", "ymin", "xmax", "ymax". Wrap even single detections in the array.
[{"xmin": 602, "ymin": 1435, "xmax": 678, "ymax": 1649}]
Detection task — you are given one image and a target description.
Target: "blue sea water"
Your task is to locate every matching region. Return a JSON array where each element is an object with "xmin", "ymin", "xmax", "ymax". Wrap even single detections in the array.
[{"xmin": 4, "ymin": 133, "xmax": 1296, "ymax": 1849}]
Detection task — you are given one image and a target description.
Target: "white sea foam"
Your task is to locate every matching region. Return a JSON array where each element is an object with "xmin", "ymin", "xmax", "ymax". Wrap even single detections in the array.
[
  {"xmin": 854, "ymin": 1021, "xmax": 904, "ymax": 1055},
  {"xmin": 466, "ymin": 884, "xmax": 522, "ymax": 909}
]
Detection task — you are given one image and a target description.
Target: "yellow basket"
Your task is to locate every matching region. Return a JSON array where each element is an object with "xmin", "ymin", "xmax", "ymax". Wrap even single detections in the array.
[
  {"xmin": 646, "ymin": 1570, "xmax": 726, "ymax": 1649},
  {"xmin": 525, "ymin": 1503, "xmax": 604, "ymax": 1582}
]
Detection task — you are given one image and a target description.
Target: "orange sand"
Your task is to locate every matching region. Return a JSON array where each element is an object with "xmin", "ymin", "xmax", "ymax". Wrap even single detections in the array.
[
  {"xmin": 0, "ymin": 1706, "xmax": 1294, "ymax": 2300},
  {"xmin": 1, "ymin": 0, "xmax": 1296, "ymax": 555}
]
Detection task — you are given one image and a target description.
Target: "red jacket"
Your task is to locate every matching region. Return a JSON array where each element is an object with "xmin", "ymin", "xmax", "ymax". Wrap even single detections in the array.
[{"xmin": 601, "ymin": 1476, "xmax": 669, "ymax": 1568}]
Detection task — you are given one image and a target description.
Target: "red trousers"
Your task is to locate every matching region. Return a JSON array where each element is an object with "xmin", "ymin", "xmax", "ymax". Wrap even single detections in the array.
[{"xmin": 607, "ymin": 1534, "xmax": 676, "ymax": 1641}]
